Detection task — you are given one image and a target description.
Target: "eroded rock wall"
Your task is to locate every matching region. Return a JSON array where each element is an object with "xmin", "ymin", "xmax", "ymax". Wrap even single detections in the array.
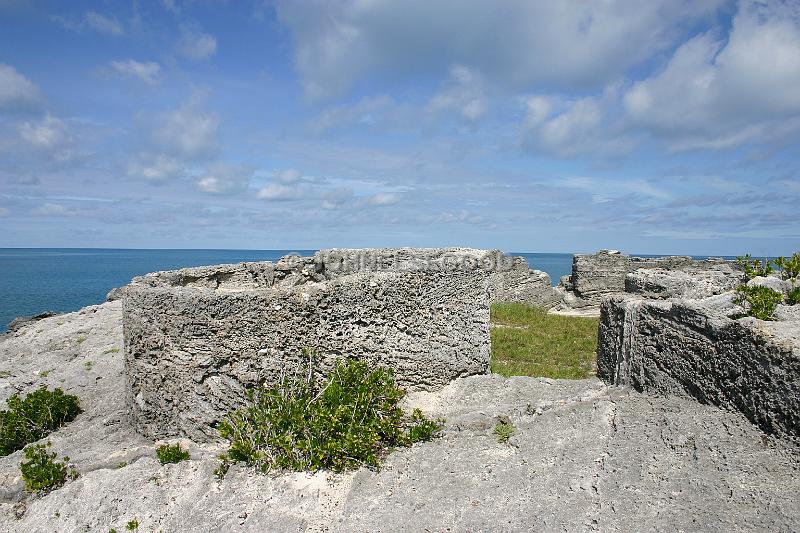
[
  {"xmin": 598, "ymin": 295, "xmax": 800, "ymax": 440},
  {"xmin": 123, "ymin": 267, "xmax": 490, "ymax": 441}
]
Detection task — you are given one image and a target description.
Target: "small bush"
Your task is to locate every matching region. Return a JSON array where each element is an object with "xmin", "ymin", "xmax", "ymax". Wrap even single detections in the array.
[
  {"xmin": 156, "ymin": 443, "xmax": 190, "ymax": 465},
  {"xmin": 217, "ymin": 358, "xmax": 442, "ymax": 474},
  {"xmin": 736, "ymin": 254, "xmax": 774, "ymax": 280},
  {"xmin": 125, "ymin": 519, "xmax": 139, "ymax": 532},
  {"xmin": 19, "ymin": 442, "xmax": 77, "ymax": 494},
  {"xmin": 0, "ymin": 387, "xmax": 81, "ymax": 456},
  {"xmin": 493, "ymin": 418, "xmax": 515, "ymax": 444},
  {"xmin": 773, "ymin": 253, "xmax": 800, "ymax": 283},
  {"xmin": 787, "ymin": 286, "xmax": 800, "ymax": 306},
  {"xmin": 735, "ymin": 284, "xmax": 784, "ymax": 320}
]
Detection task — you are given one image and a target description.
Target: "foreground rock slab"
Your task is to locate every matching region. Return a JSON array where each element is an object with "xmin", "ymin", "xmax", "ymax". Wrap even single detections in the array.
[{"xmin": 1, "ymin": 303, "xmax": 798, "ymax": 532}]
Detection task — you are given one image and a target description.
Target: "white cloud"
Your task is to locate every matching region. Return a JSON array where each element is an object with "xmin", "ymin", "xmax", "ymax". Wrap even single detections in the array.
[
  {"xmin": 176, "ymin": 25, "xmax": 217, "ymax": 61},
  {"xmin": 321, "ymin": 187, "xmax": 354, "ymax": 209},
  {"xmin": 522, "ymin": 91, "xmax": 633, "ymax": 157},
  {"xmin": 0, "ymin": 207, "xmax": 9, "ymax": 217},
  {"xmin": 19, "ymin": 114, "xmax": 70, "ymax": 156},
  {"xmin": 428, "ymin": 65, "xmax": 487, "ymax": 120},
  {"xmin": 0, "ymin": 63, "xmax": 40, "ymax": 110},
  {"xmin": 363, "ymin": 192, "xmax": 399, "ymax": 206},
  {"xmin": 275, "ymin": 0, "xmax": 724, "ymax": 100},
  {"xmin": 256, "ymin": 182, "xmax": 304, "ymax": 201},
  {"xmin": 151, "ymin": 101, "xmax": 220, "ymax": 160},
  {"xmin": 111, "ymin": 60, "xmax": 161, "ymax": 85},
  {"xmin": 32, "ymin": 202, "xmax": 78, "ymax": 217},
  {"xmin": 624, "ymin": 0, "xmax": 800, "ymax": 150},
  {"xmin": 54, "ymin": 11, "xmax": 124, "ymax": 36},
  {"xmin": 275, "ymin": 168, "xmax": 302, "ymax": 183},
  {"xmin": 127, "ymin": 154, "xmax": 183, "ymax": 184},
  {"xmin": 196, "ymin": 163, "xmax": 252, "ymax": 195},
  {"xmin": 85, "ymin": 11, "xmax": 124, "ymax": 36}
]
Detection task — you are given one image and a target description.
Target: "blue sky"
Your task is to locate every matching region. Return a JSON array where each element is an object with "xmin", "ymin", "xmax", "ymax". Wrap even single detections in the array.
[{"xmin": 0, "ymin": 0, "xmax": 798, "ymax": 255}]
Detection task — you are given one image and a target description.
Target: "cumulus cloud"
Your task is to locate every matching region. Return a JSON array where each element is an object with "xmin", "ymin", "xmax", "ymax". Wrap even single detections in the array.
[
  {"xmin": 321, "ymin": 186, "xmax": 354, "ymax": 209},
  {"xmin": 522, "ymin": 90, "xmax": 634, "ymax": 158},
  {"xmin": 624, "ymin": 0, "xmax": 800, "ymax": 150},
  {"xmin": 196, "ymin": 163, "xmax": 252, "ymax": 194},
  {"xmin": 275, "ymin": 0, "xmax": 724, "ymax": 100},
  {"xmin": 111, "ymin": 60, "xmax": 161, "ymax": 85},
  {"xmin": 256, "ymin": 182, "xmax": 304, "ymax": 201},
  {"xmin": 428, "ymin": 65, "xmax": 487, "ymax": 120},
  {"xmin": 176, "ymin": 25, "xmax": 217, "ymax": 61},
  {"xmin": 18, "ymin": 114, "xmax": 72, "ymax": 159},
  {"xmin": 127, "ymin": 154, "xmax": 183, "ymax": 184},
  {"xmin": 0, "ymin": 63, "xmax": 40, "ymax": 111},
  {"xmin": 151, "ymin": 100, "xmax": 220, "ymax": 160}
]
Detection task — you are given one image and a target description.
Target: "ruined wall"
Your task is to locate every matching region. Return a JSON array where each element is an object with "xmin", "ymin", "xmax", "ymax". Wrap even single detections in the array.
[
  {"xmin": 124, "ymin": 261, "xmax": 491, "ymax": 441},
  {"xmin": 598, "ymin": 295, "xmax": 800, "ymax": 441},
  {"xmin": 563, "ymin": 250, "xmax": 739, "ymax": 304}
]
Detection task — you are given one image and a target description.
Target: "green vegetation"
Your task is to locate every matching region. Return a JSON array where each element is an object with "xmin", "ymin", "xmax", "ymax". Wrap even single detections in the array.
[
  {"xmin": 84, "ymin": 361, "xmax": 93, "ymax": 371},
  {"xmin": 736, "ymin": 254, "xmax": 774, "ymax": 279},
  {"xmin": 490, "ymin": 303, "xmax": 598, "ymax": 379},
  {"xmin": 102, "ymin": 347, "xmax": 121, "ymax": 354},
  {"xmin": 156, "ymin": 443, "xmax": 190, "ymax": 465},
  {"xmin": 787, "ymin": 286, "xmax": 800, "ymax": 306},
  {"xmin": 493, "ymin": 418, "xmax": 515, "ymax": 444},
  {"xmin": 76, "ymin": 336, "xmax": 87, "ymax": 344},
  {"xmin": 0, "ymin": 370, "xmax": 11, "ymax": 378},
  {"xmin": 734, "ymin": 285, "xmax": 784, "ymax": 320},
  {"xmin": 125, "ymin": 519, "xmax": 139, "ymax": 532},
  {"xmin": 216, "ymin": 358, "xmax": 441, "ymax": 475},
  {"xmin": 773, "ymin": 253, "xmax": 800, "ymax": 283},
  {"xmin": 0, "ymin": 387, "xmax": 81, "ymax": 456},
  {"xmin": 19, "ymin": 442, "xmax": 78, "ymax": 494}
]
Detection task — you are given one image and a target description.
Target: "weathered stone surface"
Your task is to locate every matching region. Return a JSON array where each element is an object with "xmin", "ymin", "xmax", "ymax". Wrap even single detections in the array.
[
  {"xmin": 5, "ymin": 311, "xmax": 58, "ymax": 334},
  {"xmin": 748, "ymin": 274, "xmax": 793, "ymax": 296},
  {"xmin": 2, "ymin": 308, "xmax": 799, "ymax": 532},
  {"xmin": 625, "ymin": 266, "xmax": 743, "ymax": 299},
  {"xmin": 562, "ymin": 250, "xmax": 740, "ymax": 305},
  {"xmin": 598, "ymin": 295, "xmax": 800, "ymax": 441},
  {"xmin": 124, "ymin": 267, "xmax": 491, "ymax": 441}
]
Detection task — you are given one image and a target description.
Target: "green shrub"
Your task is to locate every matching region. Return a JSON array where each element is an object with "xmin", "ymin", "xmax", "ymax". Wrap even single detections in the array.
[
  {"xmin": 19, "ymin": 442, "xmax": 77, "ymax": 494},
  {"xmin": 156, "ymin": 443, "xmax": 190, "ymax": 465},
  {"xmin": 216, "ymin": 358, "xmax": 442, "ymax": 475},
  {"xmin": 493, "ymin": 418, "xmax": 515, "ymax": 444},
  {"xmin": 125, "ymin": 519, "xmax": 139, "ymax": 532},
  {"xmin": 734, "ymin": 284, "xmax": 784, "ymax": 320},
  {"xmin": 0, "ymin": 387, "xmax": 81, "ymax": 456},
  {"xmin": 787, "ymin": 286, "xmax": 800, "ymax": 306},
  {"xmin": 736, "ymin": 254, "xmax": 774, "ymax": 280},
  {"xmin": 773, "ymin": 252, "xmax": 800, "ymax": 283}
]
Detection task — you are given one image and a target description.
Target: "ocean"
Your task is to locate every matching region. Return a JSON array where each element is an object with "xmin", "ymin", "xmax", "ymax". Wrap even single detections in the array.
[{"xmin": 0, "ymin": 249, "xmax": 575, "ymax": 332}]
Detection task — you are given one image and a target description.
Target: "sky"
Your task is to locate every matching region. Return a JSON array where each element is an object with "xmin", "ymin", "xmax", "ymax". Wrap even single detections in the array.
[{"xmin": 0, "ymin": 0, "xmax": 799, "ymax": 256}]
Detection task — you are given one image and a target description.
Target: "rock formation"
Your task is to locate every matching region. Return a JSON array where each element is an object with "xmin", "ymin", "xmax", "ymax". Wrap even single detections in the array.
[{"xmin": 597, "ymin": 268, "xmax": 800, "ymax": 441}]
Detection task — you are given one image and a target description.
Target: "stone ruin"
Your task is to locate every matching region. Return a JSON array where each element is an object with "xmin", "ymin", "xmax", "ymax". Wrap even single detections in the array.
[
  {"xmin": 123, "ymin": 248, "xmax": 556, "ymax": 440},
  {"xmin": 122, "ymin": 247, "xmax": 799, "ymax": 444}
]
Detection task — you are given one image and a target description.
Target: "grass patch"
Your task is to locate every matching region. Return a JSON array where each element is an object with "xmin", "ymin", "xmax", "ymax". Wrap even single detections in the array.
[
  {"xmin": 216, "ymin": 357, "xmax": 441, "ymax": 475},
  {"xmin": 156, "ymin": 443, "xmax": 190, "ymax": 465},
  {"xmin": 0, "ymin": 387, "xmax": 81, "ymax": 456},
  {"xmin": 102, "ymin": 347, "xmax": 120, "ymax": 354},
  {"xmin": 491, "ymin": 303, "xmax": 598, "ymax": 379}
]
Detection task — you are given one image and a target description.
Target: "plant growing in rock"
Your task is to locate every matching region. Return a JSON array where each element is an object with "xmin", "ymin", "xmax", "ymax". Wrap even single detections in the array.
[
  {"xmin": 156, "ymin": 443, "xmax": 190, "ymax": 464},
  {"xmin": 0, "ymin": 387, "xmax": 81, "ymax": 456},
  {"xmin": 19, "ymin": 441, "xmax": 78, "ymax": 494},
  {"xmin": 493, "ymin": 418, "xmax": 515, "ymax": 444},
  {"xmin": 216, "ymin": 358, "xmax": 442, "ymax": 475},
  {"xmin": 736, "ymin": 254, "xmax": 774, "ymax": 280},
  {"xmin": 773, "ymin": 252, "xmax": 800, "ymax": 282},
  {"xmin": 734, "ymin": 285, "xmax": 784, "ymax": 320},
  {"xmin": 787, "ymin": 286, "xmax": 800, "ymax": 306}
]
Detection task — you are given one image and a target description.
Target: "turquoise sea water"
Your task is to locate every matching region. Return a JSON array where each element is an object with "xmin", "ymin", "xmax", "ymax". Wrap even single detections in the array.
[{"xmin": 0, "ymin": 249, "xmax": 575, "ymax": 332}]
